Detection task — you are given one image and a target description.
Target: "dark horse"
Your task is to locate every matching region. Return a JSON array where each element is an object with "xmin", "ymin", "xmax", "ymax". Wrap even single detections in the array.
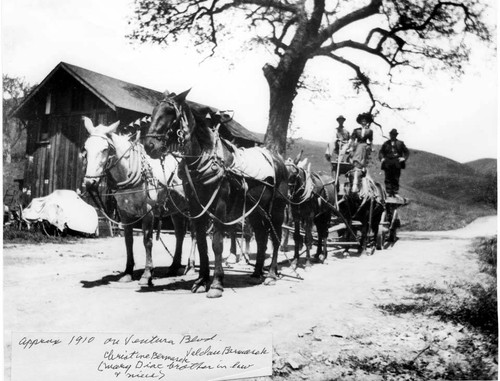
[
  {"xmin": 144, "ymin": 90, "xmax": 288, "ymax": 298},
  {"xmin": 341, "ymin": 166, "xmax": 385, "ymax": 255},
  {"xmin": 285, "ymin": 154, "xmax": 336, "ymax": 268},
  {"xmin": 82, "ymin": 117, "xmax": 191, "ymax": 285}
]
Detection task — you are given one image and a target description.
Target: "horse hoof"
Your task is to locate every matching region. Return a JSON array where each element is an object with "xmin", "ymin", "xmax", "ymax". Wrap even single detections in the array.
[
  {"xmin": 139, "ymin": 277, "xmax": 152, "ymax": 286},
  {"xmin": 184, "ymin": 267, "xmax": 197, "ymax": 276},
  {"xmin": 264, "ymin": 277, "xmax": 276, "ymax": 286},
  {"xmin": 118, "ymin": 274, "xmax": 133, "ymax": 283},
  {"xmin": 207, "ymin": 288, "xmax": 223, "ymax": 298},
  {"xmin": 191, "ymin": 279, "xmax": 209, "ymax": 293}
]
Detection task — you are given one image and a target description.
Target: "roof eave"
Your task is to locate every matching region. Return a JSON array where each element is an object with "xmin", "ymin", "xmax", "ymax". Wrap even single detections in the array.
[
  {"xmin": 60, "ymin": 62, "xmax": 116, "ymax": 111},
  {"xmin": 12, "ymin": 62, "xmax": 117, "ymax": 119}
]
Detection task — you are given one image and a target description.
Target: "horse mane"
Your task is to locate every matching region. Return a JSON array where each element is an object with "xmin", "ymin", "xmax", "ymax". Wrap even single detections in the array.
[
  {"xmin": 359, "ymin": 174, "xmax": 384, "ymax": 201},
  {"xmin": 183, "ymin": 102, "xmax": 214, "ymax": 151}
]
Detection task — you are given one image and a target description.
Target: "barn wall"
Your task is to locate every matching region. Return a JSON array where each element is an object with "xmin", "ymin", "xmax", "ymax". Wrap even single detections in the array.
[{"xmin": 23, "ymin": 73, "xmax": 118, "ymax": 198}]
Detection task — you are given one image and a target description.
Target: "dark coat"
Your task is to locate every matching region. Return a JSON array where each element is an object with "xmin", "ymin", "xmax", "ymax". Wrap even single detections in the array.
[
  {"xmin": 351, "ymin": 127, "xmax": 373, "ymax": 144},
  {"xmin": 379, "ymin": 139, "xmax": 410, "ymax": 169}
]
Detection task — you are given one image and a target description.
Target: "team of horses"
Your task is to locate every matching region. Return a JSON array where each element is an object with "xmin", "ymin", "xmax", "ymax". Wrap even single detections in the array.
[{"xmin": 82, "ymin": 91, "xmax": 386, "ymax": 298}]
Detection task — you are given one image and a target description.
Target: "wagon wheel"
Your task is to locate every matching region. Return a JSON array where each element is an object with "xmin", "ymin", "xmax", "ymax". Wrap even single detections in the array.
[
  {"xmin": 40, "ymin": 220, "xmax": 60, "ymax": 237},
  {"xmin": 388, "ymin": 209, "xmax": 400, "ymax": 243},
  {"xmin": 367, "ymin": 224, "xmax": 377, "ymax": 255}
]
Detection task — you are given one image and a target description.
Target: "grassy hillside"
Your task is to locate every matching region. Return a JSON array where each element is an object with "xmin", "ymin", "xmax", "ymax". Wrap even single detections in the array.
[
  {"xmin": 465, "ymin": 158, "xmax": 497, "ymax": 175},
  {"xmin": 286, "ymin": 138, "xmax": 496, "ymax": 231}
]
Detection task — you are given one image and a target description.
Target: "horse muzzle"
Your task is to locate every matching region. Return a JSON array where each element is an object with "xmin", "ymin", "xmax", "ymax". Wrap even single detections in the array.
[
  {"xmin": 144, "ymin": 137, "xmax": 162, "ymax": 158},
  {"xmin": 83, "ymin": 176, "xmax": 99, "ymax": 191}
]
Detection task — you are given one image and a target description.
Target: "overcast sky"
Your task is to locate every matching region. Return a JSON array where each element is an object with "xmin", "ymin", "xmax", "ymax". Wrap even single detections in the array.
[{"xmin": 2, "ymin": 0, "xmax": 497, "ymax": 163}]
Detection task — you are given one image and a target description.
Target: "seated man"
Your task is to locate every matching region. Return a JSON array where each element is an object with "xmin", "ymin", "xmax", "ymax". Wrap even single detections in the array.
[{"xmin": 325, "ymin": 115, "xmax": 351, "ymax": 172}]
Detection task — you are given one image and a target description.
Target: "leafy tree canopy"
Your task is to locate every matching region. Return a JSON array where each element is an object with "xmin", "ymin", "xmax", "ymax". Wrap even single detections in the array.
[{"xmin": 128, "ymin": 0, "xmax": 493, "ymax": 153}]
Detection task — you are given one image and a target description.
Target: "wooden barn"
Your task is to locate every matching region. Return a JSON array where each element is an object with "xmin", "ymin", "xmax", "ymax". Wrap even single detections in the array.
[{"xmin": 13, "ymin": 62, "xmax": 262, "ymax": 199}]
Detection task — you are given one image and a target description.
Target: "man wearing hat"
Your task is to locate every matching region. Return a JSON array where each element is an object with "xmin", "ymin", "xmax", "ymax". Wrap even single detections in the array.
[
  {"xmin": 350, "ymin": 112, "xmax": 374, "ymax": 168},
  {"xmin": 325, "ymin": 115, "xmax": 351, "ymax": 171},
  {"xmin": 378, "ymin": 128, "xmax": 410, "ymax": 196}
]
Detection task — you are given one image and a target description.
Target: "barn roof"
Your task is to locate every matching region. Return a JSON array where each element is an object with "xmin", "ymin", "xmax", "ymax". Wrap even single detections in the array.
[{"xmin": 14, "ymin": 61, "xmax": 262, "ymax": 144}]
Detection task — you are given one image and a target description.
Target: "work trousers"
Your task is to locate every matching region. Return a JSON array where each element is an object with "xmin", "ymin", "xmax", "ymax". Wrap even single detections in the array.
[{"xmin": 383, "ymin": 162, "xmax": 401, "ymax": 196}]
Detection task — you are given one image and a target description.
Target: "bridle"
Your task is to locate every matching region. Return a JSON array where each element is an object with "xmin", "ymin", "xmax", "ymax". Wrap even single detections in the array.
[
  {"xmin": 83, "ymin": 133, "xmax": 116, "ymax": 181},
  {"xmin": 144, "ymin": 98, "xmax": 189, "ymax": 152},
  {"xmin": 285, "ymin": 162, "xmax": 314, "ymax": 205},
  {"xmin": 83, "ymin": 133, "xmax": 136, "ymax": 184}
]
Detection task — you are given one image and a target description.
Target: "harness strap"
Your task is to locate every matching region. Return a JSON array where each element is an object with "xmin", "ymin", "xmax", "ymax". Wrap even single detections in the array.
[
  {"xmin": 88, "ymin": 188, "xmax": 154, "ymax": 227},
  {"xmin": 182, "ymin": 160, "xmax": 268, "ymax": 225},
  {"xmin": 183, "ymin": 160, "xmax": 223, "ymax": 220}
]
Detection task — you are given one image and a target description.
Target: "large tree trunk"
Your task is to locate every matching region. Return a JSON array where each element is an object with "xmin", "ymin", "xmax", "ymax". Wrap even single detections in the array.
[
  {"xmin": 263, "ymin": 58, "xmax": 307, "ymax": 156},
  {"xmin": 264, "ymin": 85, "xmax": 296, "ymax": 155}
]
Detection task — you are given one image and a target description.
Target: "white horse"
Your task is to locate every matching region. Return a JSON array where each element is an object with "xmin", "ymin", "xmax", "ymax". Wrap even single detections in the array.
[{"xmin": 82, "ymin": 117, "xmax": 196, "ymax": 285}]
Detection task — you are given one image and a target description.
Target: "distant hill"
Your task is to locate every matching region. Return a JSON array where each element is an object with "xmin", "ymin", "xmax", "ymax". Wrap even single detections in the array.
[
  {"xmin": 285, "ymin": 138, "xmax": 496, "ymax": 231},
  {"xmin": 464, "ymin": 158, "xmax": 497, "ymax": 176}
]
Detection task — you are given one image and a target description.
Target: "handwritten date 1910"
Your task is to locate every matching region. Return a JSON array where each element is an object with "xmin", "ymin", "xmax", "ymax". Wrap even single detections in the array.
[{"xmin": 68, "ymin": 335, "xmax": 95, "ymax": 345}]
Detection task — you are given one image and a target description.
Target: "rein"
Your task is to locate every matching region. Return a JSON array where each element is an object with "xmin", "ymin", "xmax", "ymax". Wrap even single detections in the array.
[
  {"xmin": 85, "ymin": 135, "xmax": 170, "ymax": 226},
  {"xmin": 146, "ymin": 98, "xmax": 276, "ymax": 226},
  {"xmin": 285, "ymin": 163, "xmax": 312, "ymax": 205}
]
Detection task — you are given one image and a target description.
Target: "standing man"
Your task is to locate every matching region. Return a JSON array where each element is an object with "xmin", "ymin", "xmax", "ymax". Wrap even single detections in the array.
[
  {"xmin": 325, "ymin": 115, "xmax": 351, "ymax": 171},
  {"xmin": 379, "ymin": 128, "xmax": 410, "ymax": 197}
]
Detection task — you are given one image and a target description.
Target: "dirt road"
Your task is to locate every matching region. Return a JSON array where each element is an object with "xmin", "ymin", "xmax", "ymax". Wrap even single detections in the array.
[{"xmin": 3, "ymin": 216, "xmax": 497, "ymax": 380}]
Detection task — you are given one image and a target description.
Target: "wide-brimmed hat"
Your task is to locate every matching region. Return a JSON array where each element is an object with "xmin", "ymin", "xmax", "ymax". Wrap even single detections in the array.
[
  {"xmin": 336, "ymin": 115, "xmax": 346, "ymax": 122},
  {"xmin": 356, "ymin": 112, "xmax": 373, "ymax": 124},
  {"xmin": 389, "ymin": 128, "xmax": 399, "ymax": 135}
]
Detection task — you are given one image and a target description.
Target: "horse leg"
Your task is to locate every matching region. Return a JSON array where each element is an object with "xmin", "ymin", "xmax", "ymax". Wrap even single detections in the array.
[
  {"xmin": 207, "ymin": 221, "xmax": 225, "ymax": 298},
  {"xmin": 240, "ymin": 221, "xmax": 253, "ymax": 263},
  {"xmin": 119, "ymin": 221, "xmax": 134, "ymax": 283},
  {"xmin": 191, "ymin": 216, "xmax": 210, "ymax": 293},
  {"xmin": 304, "ymin": 218, "xmax": 313, "ymax": 269},
  {"xmin": 226, "ymin": 229, "xmax": 238, "ymax": 265},
  {"xmin": 166, "ymin": 214, "xmax": 185, "ymax": 277},
  {"xmin": 250, "ymin": 217, "xmax": 267, "ymax": 278},
  {"xmin": 243, "ymin": 227, "xmax": 252, "ymax": 262},
  {"xmin": 139, "ymin": 213, "xmax": 154, "ymax": 286},
  {"xmin": 184, "ymin": 220, "xmax": 197, "ymax": 275},
  {"xmin": 291, "ymin": 216, "xmax": 302, "ymax": 269},
  {"xmin": 358, "ymin": 219, "xmax": 368, "ymax": 256},
  {"xmin": 314, "ymin": 213, "xmax": 330, "ymax": 263},
  {"xmin": 265, "ymin": 202, "xmax": 285, "ymax": 286}
]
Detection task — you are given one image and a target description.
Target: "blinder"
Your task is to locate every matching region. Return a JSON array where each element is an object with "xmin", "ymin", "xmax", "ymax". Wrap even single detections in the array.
[{"xmin": 145, "ymin": 98, "xmax": 189, "ymax": 152}]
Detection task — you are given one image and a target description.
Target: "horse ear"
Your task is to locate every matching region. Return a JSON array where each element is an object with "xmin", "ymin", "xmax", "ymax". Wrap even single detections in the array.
[
  {"xmin": 106, "ymin": 120, "xmax": 120, "ymax": 135},
  {"xmin": 294, "ymin": 150, "xmax": 303, "ymax": 164},
  {"xmin": 307, "ymin": 162, "xmax": 311, "ymax": 173},
  {"xmin": 298, "ymin": 158, "xmax": 308, "ymax": 168},
  {"xmin": 82, "ymin": 116, "xmax": 94, "ymax": 134},
  {"xmin": 173, "ymin": 88, "xmax": 191, "ymax": 104}
]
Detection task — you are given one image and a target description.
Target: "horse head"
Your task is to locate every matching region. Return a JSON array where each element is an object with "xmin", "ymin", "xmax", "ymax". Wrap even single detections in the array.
[
  {"xmin": 347, "ymin": 166, "xmax": 366, "ymax": 196},
  {"xmin": 82, "ymin": 117, "xmax": 121, "ymax": 190},
  {"xmin": 285, "ymin": 151, "xmax": 309, "ymax": 199},
  {"xmin": 144, "ymin": 89, "xmax": 193, "ymax": 159}
]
